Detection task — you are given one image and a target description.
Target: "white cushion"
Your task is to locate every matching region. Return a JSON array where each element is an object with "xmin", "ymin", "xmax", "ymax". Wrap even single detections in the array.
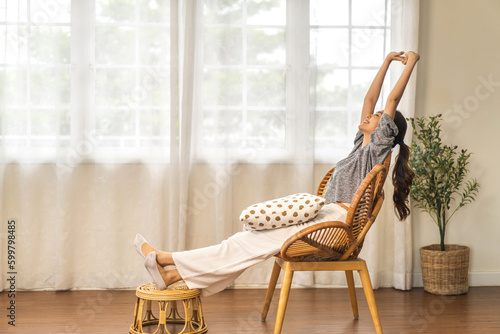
[{"xmin": 240, "ymin": 193, "xmax": 326, "ymax": 231}]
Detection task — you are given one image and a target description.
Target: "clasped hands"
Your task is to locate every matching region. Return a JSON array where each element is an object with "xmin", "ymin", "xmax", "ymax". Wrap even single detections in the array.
[{"xmin": 387, "ymin": 51, "xmax": 420, "ymax": 65}]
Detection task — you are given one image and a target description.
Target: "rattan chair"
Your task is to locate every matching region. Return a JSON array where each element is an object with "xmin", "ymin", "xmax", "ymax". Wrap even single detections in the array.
[{"xmin": 261, "ymin": 155, "xmax": 391, "ymax": 334}]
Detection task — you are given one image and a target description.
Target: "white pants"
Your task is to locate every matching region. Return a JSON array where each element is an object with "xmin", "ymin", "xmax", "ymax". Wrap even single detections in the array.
[{"xmin": 172, "ymin": 203, "xmax": 347, "ymax": 297}]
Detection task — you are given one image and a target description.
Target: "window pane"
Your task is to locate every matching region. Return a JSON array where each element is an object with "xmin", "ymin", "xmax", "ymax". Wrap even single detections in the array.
[
  {"xmin": 203, "ymin": 69, "xmax": 243, "ymax": 106},
  {"xmin": 96, "ymin": 0, "xmax": 135, "ymax": 24},
  {"xmin": 203, "ymin": 27, "xmax": 242, "ymax": 65},
  {"xmin": 315, "ymin": 110, "xmax": 349, "ymax": 148},
  {"xmin": 310, "ymin": 0, "xmax": 349, "ymax": 26},
  {"xmin": 138, "ymin": 0, "xmax": 170, "ymax": 23},
  {"xmin": 351, "ymin": 69, "xmax": 378, "ymax": 107},
  {"xmin": 31, "ymin": 108, "xmax": 70, "ymax": 136},
  {"xmin": 96, "ymin": 108, "xmax": 135, "ymax": 137},
  {"xmin": 314, "ymin": 69, "xmax": 348, "ymax": 108},
  {"xmin": 202, "ymin": 109, "xmax": 243, "ymax": 148},
  {"xmin": 139, "ymin": 109, "xmax": 169, "ymax": 138},
  {"xmin": 30, "ymin": 0, "xmax": 71, "ymax": 24},
  {"xmin": 247, "ymin": 69, "xmax": 285, "ymax": 107},
  {"xmin": 138, "ymin": 68, "xmax": 170, "ymax": 106},
  {"xmin": 2, "ymin": 109, "xmax": 27, "ymax": 136},
  {"xmin": 5, "ymin": 0, "xmax": 28, "ymax": 22},
  {"xmin": 352, "ymin": 0, "xmax": 386, "ymax": 26},
  {"xmin": 96, "ymin": 26, "xmax": 136, "ymax": 65},
  {"xmin": 247, "ymin": 0, "xmax": 286, "ymax": 26},
  {"xmin": 1, "ymin": 68, "xmax": 27, "ymax": 105},
  {"xmin": 30, "ymin": 26, "xmax": 71, "ymax": 64},
  {"xmin": 31, "ymin": 67, "xmax": 71, "ymax": 105},
  {"xmin": 95, "ymin": 68, "xmax": 136, "ymax": 106},
  {"xmin": 138, "ymin": 27, "xmax": 170, "ymax": 65},
  {"xmin": 310, "ymin": 28, "xmax": 349, "ymax": 67},
  {"xmin": 204, "ymin": 0, "xmax": 243, "ymax": 25},
  {"xmin": 351, "ymin": 29, "xmax": 385, "ymax": 66},
  {"xmin": 245, "ymin": 110, "xmax": 286, "ymax": 148},
  {"xmin": 1, "ymin": 26, "xmax": 28, "ymax": 64},
  {"xmin": 247, "ymin": 28, "xmax": 285, "ymax": 65}
]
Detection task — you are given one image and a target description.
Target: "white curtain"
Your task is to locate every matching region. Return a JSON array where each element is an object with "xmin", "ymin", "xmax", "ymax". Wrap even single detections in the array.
[
  {"xmin": 232, "ymin": 0, "xmax": 421, "ymax": 290},
  {"xmin": 0, "ymin": 0, "xmax": 419, "ymax": 291},
  {"xmin": 0, "ymin": 0, "xmax": 197, "ymax": 290},
  {"xmin": 360, "ymin": 0, "xmax": 420, "ymax": 291}
]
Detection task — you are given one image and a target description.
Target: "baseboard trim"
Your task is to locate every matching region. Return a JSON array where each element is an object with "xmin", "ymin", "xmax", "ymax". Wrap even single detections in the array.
[{"xmin": 413, "ymin": 272, "xmax": 500, "ymax": 287}]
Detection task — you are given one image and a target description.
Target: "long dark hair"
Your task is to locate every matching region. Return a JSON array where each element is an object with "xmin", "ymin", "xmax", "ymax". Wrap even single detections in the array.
[{"xmin": 391, "ymin": 111, "xmax": 415, "ymax": 220}]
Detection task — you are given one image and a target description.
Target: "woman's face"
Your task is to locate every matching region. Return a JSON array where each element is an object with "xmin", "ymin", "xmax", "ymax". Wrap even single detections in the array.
[{"xmin": 359, "ymin": 111, "xmax": 383, "ymax": 134}]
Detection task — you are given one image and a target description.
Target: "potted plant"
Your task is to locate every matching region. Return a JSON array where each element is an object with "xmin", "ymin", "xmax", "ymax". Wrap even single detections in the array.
[{"xmin": 408, "ymin": 114, "xmax": 480, "ymax": 295}]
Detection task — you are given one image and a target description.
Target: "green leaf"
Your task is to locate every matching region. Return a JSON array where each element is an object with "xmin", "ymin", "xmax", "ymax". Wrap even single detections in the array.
[{"xmin": 408, "ymin": 115, "xmax": 480, "ymax": 239}]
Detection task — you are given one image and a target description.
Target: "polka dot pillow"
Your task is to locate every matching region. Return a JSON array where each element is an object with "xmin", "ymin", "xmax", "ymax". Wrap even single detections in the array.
[{"xmin": 240, "ymin": 193, "xmax": 326, "ymax": 231}]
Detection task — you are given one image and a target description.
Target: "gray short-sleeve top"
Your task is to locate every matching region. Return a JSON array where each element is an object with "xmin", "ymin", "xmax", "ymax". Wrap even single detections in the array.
[{"xmin": 324, "ymin": 113, "xmax": 398, "ymax": 204}]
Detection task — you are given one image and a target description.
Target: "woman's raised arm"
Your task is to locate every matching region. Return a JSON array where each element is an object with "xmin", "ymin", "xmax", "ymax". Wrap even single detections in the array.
[
  {"xmin": 383, "ymin": 51, "xmax": 420, "ymax": 119},
  {"xmin": 360, "ymin": 51, "xmax": 405, "ymax": 123}
]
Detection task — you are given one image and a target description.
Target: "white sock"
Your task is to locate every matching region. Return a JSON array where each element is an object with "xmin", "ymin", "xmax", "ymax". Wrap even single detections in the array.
[
  {"xmin": 144, "ymin": 251, "xmax": 167, "ymax": 290},
  {"xmin": 134, "ymin": 234, "xmax": 148, "ymax": 259}
]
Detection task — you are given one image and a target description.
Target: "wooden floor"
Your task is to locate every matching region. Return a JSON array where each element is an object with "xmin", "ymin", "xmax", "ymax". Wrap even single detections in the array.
[{"xmin": 2, "ymin": 286, "xmax": 500, "ymax": 333}]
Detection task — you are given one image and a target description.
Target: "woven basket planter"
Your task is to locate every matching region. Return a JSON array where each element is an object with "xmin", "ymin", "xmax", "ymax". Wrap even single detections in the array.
[{"xmin": 420, "ymin": 244, "xmax": 470, "ymax": 295}]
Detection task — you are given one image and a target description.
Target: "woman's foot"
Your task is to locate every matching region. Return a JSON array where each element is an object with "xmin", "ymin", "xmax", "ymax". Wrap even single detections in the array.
[
  {"xmin": 144, "ymin": 252, "xmax": 182, "ymax": 289},
  {"xmin": 134, "ymin": 234, "xmax": 174, "ymax": 266}
]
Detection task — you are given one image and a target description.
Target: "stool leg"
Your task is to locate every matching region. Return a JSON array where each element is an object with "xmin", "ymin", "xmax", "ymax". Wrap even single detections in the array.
[
  {"xmin": 158, "ymin": 301, "xmax": 172, "ymax": 334},
  {"xmin": 181, "ymin": 299, "xmax": 192, "ymax": 333},
  {"xmin": 132, "ymin": 297, "xmax": 140, "ymax": 329},
  {"xmin": 193, "ymin": 296, "xmax": 207, "ymax": 333},
  {"xmin": 137, "ymin": 298, "xmax": 146, "ymax": 333},
  {"xmin": 144, "ymin": 299, "xmax": 158, "ymax": 322}
]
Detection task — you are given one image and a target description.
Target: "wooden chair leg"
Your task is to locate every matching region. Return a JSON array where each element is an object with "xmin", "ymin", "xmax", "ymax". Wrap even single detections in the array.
[
  {"xmin": 262, "ymin": 259, "xmax": 282, "ymax": 321},
  {"xmin": 345, "ymin": 270, "xmax": 359, "ymax": 319},
  {"xmin": 358, "ymin": 262, "xmax": 383, "ymax": 334},
  {"xmin": 274, "ymin": 262, "xmax": 294, "ymax": 334}
]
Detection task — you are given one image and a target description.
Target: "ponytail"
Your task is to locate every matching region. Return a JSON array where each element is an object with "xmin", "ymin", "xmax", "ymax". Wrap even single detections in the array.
[
  {"xmin": 392, "ymin": 141, "xmax": 414, "ymax": 220},
  {"xmin": 391, "ymin": 110, "xmax": 415, "ymax": 221}
]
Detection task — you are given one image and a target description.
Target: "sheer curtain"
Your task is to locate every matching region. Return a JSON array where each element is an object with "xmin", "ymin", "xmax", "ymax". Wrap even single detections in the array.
[
  {"xmin": 350, "ymin": 0, "xmax": 420, "ymax": 291},
  {"xmin": 0, "ymin": 0, "xmax": 196, "ymax": 290},
  {"xmin": 0, "ymin": 0, "xmax": 419, "ymax": 291}
]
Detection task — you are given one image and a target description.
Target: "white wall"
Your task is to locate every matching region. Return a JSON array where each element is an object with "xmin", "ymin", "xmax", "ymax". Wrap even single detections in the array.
[{"xmin": 412, "ymin": 0, "xmax": 500, "ymax": 286}]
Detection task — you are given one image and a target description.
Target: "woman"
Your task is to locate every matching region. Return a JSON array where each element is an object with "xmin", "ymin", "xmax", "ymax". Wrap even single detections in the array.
[{"xmin": 135, "ymin": 51, "xmax": 419, "ymax": 296}]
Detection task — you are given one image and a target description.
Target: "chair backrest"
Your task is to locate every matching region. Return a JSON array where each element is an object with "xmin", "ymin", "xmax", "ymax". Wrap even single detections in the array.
[
  {"xmin": 279, "ymin": 154, "xmax": 391, "ymax": 262},
  {"xmin": 316, "ymin": 154, "xmax": 391, "ymax": 199},
  {"xmin": 280, "ymin": 162, "xmax": 388, "ymax": 262},
  {"xmin": 338, "ymin": 163, "xmax": 387, "ymax": 260},
  {"xmin": 316, "ymin": 154, "xmax": 391, "ymax": 259}
]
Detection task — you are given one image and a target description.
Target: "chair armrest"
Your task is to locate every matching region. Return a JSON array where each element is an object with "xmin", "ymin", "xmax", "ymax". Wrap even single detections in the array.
[{"xmin": 280, "ymin": 221, "xmax": 355, "ymax": 262}]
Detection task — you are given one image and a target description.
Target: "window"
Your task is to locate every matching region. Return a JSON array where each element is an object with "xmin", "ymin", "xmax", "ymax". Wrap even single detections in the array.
[
  {"xmin": 1, "ymin": 0, "xmax": 392, "ymax": 163},
  {"xmin": 199, "ymin": 0, "xmax": 287, "ymax": 158},
  {"xmin": 198, "ymin": 0, "xmax": 392, "ymax": 162},
  {"xmin": 1, "ymin": 0, "xmax": 171, "ymax": 162},
  {"xmin": 94, "ymin": 0, "xmax": 170, "ymax": 153},
  {"xmin": 1, "ymin": 0, "xmax": 72, "ymax": 156},
  {"xmin": 311, "ymin": 0, "xmax": 391, "ymax": 161}
]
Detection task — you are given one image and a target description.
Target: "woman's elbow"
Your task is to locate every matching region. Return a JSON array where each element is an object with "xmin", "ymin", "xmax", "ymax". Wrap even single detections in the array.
[{"xmin": 386, "ymin": 96, "xmax": 401, "ymax": 105}]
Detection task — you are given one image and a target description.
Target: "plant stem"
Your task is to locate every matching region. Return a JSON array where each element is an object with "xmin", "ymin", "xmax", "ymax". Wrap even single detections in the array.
[{"xmin": 440, "ymin": 211, "xmax": 446, "ymax": 251}]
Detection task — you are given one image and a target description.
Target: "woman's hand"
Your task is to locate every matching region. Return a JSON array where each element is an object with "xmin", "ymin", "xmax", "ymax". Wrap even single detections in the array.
[
  {"xmin": 402, "ymin": 51, "xmax": 420, "ymax": 65},
  {"xmin": 386, "ymin": 51, "xmax": 406, "ymax": 62}
]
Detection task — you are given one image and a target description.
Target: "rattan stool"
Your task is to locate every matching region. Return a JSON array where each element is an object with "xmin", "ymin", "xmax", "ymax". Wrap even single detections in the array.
[{"xmin": 130, "ymin": 282, "xmax": 207, "ymax": 334}]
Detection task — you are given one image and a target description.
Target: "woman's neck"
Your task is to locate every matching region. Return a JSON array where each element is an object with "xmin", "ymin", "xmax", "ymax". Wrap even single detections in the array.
[{"xmin": 362, "ymin": 132, "xmax": 371, "ymax": 147}]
